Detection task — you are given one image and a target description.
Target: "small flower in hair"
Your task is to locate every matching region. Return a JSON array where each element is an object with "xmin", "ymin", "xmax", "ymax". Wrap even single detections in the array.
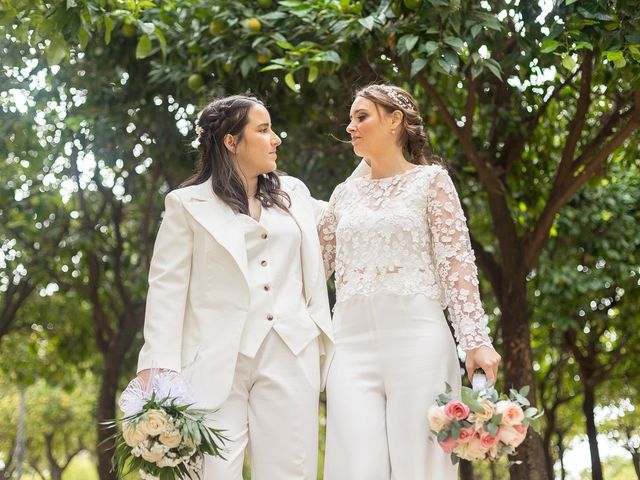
[{"xmin": 195, "ymin": 125, "xmax": 204, "ymax": 138}]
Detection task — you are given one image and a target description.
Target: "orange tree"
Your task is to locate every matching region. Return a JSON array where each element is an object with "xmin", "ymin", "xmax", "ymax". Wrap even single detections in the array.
[{"xmin": 3, "ymin": 1, "xmax": 640, "ymax": 478}]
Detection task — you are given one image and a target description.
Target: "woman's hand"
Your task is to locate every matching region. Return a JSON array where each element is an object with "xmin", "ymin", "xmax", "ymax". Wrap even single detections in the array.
[{"xmin": 465, "ymin": 345, "xmax": 501, "ymax": 384}]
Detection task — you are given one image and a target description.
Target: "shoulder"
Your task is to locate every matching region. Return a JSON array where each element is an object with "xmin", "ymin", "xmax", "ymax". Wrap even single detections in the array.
[{"xmin": 279, "ymin": 175, "xmax": 311, "ymax": 196}]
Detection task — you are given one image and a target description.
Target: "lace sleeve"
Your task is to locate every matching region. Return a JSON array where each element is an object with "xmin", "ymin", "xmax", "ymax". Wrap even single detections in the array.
[
  {"xmin": 318, "ymin": 184, "xmax": 343, "ymax": 278},
  {"xmin": 426, "ymin": 168, "xmax": 492, "ymax": 351}
]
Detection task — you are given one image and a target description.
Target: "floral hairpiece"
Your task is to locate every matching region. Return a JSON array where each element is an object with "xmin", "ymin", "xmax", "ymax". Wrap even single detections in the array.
[
  {"xmin": 379, "ymin": 86, "xmax": 415, "ymax": 111},
  {"xmin": 195, "ymin": 124, "xmax": 204, "ymax": 138}
]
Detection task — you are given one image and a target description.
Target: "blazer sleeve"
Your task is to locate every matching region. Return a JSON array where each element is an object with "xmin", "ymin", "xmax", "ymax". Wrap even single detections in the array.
[{"xmin": 137, "ymin": 191, "xmax": 193, "ymax": 373}]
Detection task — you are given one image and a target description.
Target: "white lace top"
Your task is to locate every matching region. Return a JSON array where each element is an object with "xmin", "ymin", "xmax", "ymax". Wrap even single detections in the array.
[{"xmin": 319, "ymin": 164, "xmax": 492, "ymax": 351}]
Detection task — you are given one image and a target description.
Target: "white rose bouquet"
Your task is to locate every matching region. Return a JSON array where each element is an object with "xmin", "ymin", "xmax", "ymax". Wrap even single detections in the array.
[
  {"xmin": 428, "ymin": 374, "xmax": 542, "ymax": 465},
  {"xmin": 105, "ymin": 370, "xmax": 227, "ymax": 480}
]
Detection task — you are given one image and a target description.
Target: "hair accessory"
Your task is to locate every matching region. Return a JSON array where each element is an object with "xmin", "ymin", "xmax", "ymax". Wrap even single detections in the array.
[
  {"xmin": 379, "ymin": 85, "xmax": 415, "ymax": 111},
  {"xmin": 195, "ymin": 124, "xmax": 204, "ymax": 138}
]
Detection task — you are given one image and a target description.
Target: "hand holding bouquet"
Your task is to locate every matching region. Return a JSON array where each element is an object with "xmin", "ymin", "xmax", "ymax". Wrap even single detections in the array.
[
  {"xmin": 106, "ymin": 370, "xmax": 227, "ymax": 480},
  {"xmin": 428, "ymin": 374, "xmax": 541, "ymax": 464}
]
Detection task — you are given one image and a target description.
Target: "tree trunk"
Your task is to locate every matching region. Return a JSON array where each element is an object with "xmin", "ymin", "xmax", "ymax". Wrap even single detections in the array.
[
  {"xmin": 500, "ymin": 275, "xmax": 548, "ymax": 480},
  {"xmin": 10, "ymin": 389, "xmax": 27, "ymax": 480},
  {"xmin": 96, "ymin": 348, "xmax": 125, "ymax": 480},
  {"xmin": 542, "ymin": 409, "xmax": 556, "ymax": 479},
  {"xmin": 631, "ymin": 450, "xmax": 640, "ymax": 480},
  {"xmin": 582, "ymin": 386, "xmax": 603, "ymax": 480},
  {"xmin": 459, "ymin": 459, "xmax": 474, "ymax": 480},
  {"xmin": 558, "ymin": 433, "xmax": 566, "ymax": 480}
]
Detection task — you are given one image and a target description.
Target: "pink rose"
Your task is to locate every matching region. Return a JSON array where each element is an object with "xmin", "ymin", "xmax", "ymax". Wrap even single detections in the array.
[
  {"xmin": 499, "ymin": 424, "xmax": 527, "ymax": 447},
  {"xmin": 438, "ymin": 436, "xmax": 456, "ymax": 454},
  {"xmin": 496, "ymin": 400, "xmax": 525, "ymax": 426},
  {"xmin": 457, "ymin": 427, "xmax": 475, "ymax": 444},
  {"xmin": 444, "ymin": 400, "xmax": 470, "ymax": 421},
  {"xmin": 480, "ymin": 430, "xmax": 500, "ymax": 449}
]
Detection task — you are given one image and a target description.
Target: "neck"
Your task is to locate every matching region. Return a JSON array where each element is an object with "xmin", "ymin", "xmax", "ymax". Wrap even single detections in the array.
[
  {"xmin": 367, "ymin": 148, "xmax": 414, "ymax": 179},
  {"xmin": 240, "ymin": 172, "xmax": 259, "ymax": 199}
]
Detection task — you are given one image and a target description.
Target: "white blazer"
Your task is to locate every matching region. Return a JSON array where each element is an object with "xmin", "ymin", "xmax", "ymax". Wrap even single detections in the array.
[{"xmin": 137, "ymin": 175, "xmax": 334, "ymax": 410}]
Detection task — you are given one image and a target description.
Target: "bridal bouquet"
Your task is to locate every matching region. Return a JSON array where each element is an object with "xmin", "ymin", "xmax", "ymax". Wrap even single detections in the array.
[
  {"xmin": 106, "ymin": 370, "xmax": 227, "ymax": 480},
  {"xmin": 428, "ymin": 375, "xmax": 541, "ymax": 464}
]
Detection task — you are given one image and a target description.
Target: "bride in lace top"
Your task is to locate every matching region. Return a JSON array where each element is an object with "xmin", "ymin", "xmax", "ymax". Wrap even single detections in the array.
[{"xmin": 321, "ymin": 84, "xmax": 501, "ymax": 480}]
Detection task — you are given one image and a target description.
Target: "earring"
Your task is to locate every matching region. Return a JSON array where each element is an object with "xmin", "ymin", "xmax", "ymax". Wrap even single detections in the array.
[{"xmin": 391, "ymin": 129, "xmax": 396, "ymax": 135}]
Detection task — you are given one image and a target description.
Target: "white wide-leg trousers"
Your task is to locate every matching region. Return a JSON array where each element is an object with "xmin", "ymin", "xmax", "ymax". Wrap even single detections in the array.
[
  {"xmin": 324, "ymin": 293, "xmax": 461, "ymax": 480},
  {"xmin": 202, "ymin": 329, "xmax": 320, "ymax": 480}
]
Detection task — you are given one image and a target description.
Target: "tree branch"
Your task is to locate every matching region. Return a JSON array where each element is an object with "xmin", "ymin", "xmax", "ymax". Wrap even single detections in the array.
[{"xmin": 524, "ymin": 89, "xmax": 640, "ymax": 270}]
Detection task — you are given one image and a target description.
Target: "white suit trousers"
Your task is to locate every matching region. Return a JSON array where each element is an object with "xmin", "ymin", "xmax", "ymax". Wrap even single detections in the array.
[
  {"xmin": 324, "ymin": 293, "xmax": 461, "ymax": 480},
  {"xmin": 202, "ymin": 330, "xmax": 320, "ymax": 479}
]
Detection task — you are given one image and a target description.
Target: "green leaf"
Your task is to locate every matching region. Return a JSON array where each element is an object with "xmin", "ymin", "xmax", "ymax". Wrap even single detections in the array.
[
  {"xmin": 562, "ymin": 54, "xmax": 576, "ymax": 70},
  {"xmin": 323, "ymin": 50, "xmax": 341, "ymax": 64},
  {"xmin": 46, "ymin": 37, "xmax": 67, "ymax": 65},
  {"xmin": 485, "ymin": 58, "xmax": 502, "ymax": 80},
  {"xmin": 276, "ymin": 40, "xmax": 295, "ymax": 50},
  {"xmin": 358, "ymin": 16, "xmax": 374, "ymax": 31},
  {"xmin": 540, "ymin": 39, "xmax": 561, "ymax": 53},
  {"xmin": 399, "ymin": 34, "xmax": 419, "ymax": 54},
  {"xmin": 135, "ymin": 34, "xmax": 153, "ymax": 59},
  {"xmin": 78, "ymin": 28, "xmax": 90, "ymax": 51},
  {"xmin": 154, "ymin": 27, "xmax": 166, "ymax": 59},
  {"xmin": 575, "ymin": 41, "xmax": 593, "ymax": 51},
  {"xmin": 471, "ymin": 23, "xmax": 482, "ymax": 38},
  {"xmin": 614, "ymin": 57, "xmax": 627, "ymax": 68},
  {"xmin": 308, "ymin": 65, "xmax": 318, "ymax": 83},
  {"xmin": 139, "ymin": 21, "xmax": 155, "ymax": 35},
  {"xmin": 104, "ymin": 17, "xmax": 114, "ymax": 45},
  {"xmin": 410, "ymin": 58, "xmax": 428, "ymax": 77},
  {"xmin": 604, "ymin": 50, "xmax": 624, "ymax": 62},
  {"xmin": 67, "ymin": 0, "xmax": 77, "ymax": 7},
  {"xmin": 424, "ymin": 41, "xmax": 439, "ymax": 56},
  {"xmin": 444, "ymin": 36, "xmax": 464, "ymax": 51},
  {"xmin": 284, "ymin": 72, "xmax": 297, "ymax": 92},
  {"xmin": 471, "ymin": 63, "xmax": 483, "ymax": 80},
  {"xmin": 437, "ymin": 58, "xmax": 451, "ymax": 74}
]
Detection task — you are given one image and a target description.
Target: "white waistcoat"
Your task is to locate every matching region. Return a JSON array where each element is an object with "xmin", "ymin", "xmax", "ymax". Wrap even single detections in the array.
[{"xmin": 237, "ymin": 206, "xmax": 319, "ymax": 357}]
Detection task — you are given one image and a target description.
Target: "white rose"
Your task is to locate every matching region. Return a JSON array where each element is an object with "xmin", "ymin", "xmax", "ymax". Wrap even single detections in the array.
[
  {"xmin": 141, "ymin": 442, "xmax": 166, "ymax": 464},
  {"xmin": 159, "ymin": 428, "xmax": 182, "ymax": 449},
  {"xmin": 122, "ymin": 420, "xmax": 148, "ymax": 447},
  {"xmin": 427, "ymin": 405, "xmax": 450, "ymax": 432},
  {"xmin": 144, "ymin": 409, "xmax": 169, "ymax": 436}
]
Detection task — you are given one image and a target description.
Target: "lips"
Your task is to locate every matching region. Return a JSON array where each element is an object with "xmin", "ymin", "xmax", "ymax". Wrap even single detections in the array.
[{"xmin": 351, "ymin": 136, "xmax": 361, "ymax": 142}]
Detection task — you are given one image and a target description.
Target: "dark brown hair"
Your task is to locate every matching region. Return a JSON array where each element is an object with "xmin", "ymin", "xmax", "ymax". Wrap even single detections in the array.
[
  {"xmin": 355, "ymin": 84, "xmax": 441, "ymax": 165},
  {"xmin": 181, "ymin": 94, "xmax": 290, "ymax": 214}
]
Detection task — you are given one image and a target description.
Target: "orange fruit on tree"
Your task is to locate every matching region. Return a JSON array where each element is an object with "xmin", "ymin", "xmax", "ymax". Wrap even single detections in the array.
[
  {"xmin": 246, "ymin": 17, "xmax": 262, "ymax": 32},
  {"xmin": 121, "ymin": 23, "xmax": 137, "ymax": 38},
  {"xmin": 187, "ymin": 73, "xmax": 204, "ymax": 91}
]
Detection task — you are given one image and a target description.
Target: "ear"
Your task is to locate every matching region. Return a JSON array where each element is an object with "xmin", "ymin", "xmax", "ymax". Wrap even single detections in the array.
[
  {"xmin": 223, "ymin": 133, "xmax": 236, "ymax": 154},
  {"xmin": 390, "ymin": 109, "xmax": 404, "ymax": 129}
]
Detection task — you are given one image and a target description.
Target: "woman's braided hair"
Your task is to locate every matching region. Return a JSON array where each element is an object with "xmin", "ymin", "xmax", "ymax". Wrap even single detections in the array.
[
  {"xmin": 355, "ymin": 84, "xmax": 442, "ymax": 166},
  {"xmin": 181, "ymin": 95, "xmax": 290, "ymax": 214}
]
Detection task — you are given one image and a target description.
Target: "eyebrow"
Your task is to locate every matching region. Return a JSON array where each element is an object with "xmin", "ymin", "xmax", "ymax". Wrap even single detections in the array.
[
  {"xmin": 349, "ymin": 109, "xmax": 367, "ymax": 118},
  {"xmin": 256, "ymin": 122, "xmax": 271, "ymax": 128}
]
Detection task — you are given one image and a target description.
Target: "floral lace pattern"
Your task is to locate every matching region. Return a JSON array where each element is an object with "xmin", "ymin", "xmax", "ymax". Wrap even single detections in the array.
[{"xmin": 319, "ymin": 165, "xmax": 492, "ymax": 351}]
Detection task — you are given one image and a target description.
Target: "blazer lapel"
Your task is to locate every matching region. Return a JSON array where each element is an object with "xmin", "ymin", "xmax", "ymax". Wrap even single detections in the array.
[{"xmin": 182, "ymin": 181, "xmax": 249, "ymax": 286}]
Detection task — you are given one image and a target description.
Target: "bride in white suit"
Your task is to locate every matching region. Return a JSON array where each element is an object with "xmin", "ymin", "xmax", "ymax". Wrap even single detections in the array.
[{"xmin": 135, "ymin": 95, "xmax": 333, "ymax": 479}]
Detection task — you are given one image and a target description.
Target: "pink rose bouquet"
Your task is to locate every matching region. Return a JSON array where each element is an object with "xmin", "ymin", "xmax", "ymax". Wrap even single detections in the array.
[
  {"xmin": 105, "ymin": 370, "xmax": 228, "ymax": 480},
  {"xmin": 428, "ymin": 377, "xmax": 541, "ymax": 464}
]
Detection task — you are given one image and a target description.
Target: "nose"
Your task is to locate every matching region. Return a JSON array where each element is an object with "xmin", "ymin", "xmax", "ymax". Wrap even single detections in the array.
[
  {"xmin": 346, "ymin": 121, "xmax": 356, "ymax": 134},
  {"xmin": 272, "ymin": 131, "xmax": 282, "ymax": 146}
]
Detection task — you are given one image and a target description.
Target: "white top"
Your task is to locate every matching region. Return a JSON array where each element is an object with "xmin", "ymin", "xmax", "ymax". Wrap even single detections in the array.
[
  {"xmin": 237, "ymin": 205, "xmax": 319, "ymax": 357},
  {"xmin": 319, "ymin": 164, "xmax": 492, "ymax": 351}
]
